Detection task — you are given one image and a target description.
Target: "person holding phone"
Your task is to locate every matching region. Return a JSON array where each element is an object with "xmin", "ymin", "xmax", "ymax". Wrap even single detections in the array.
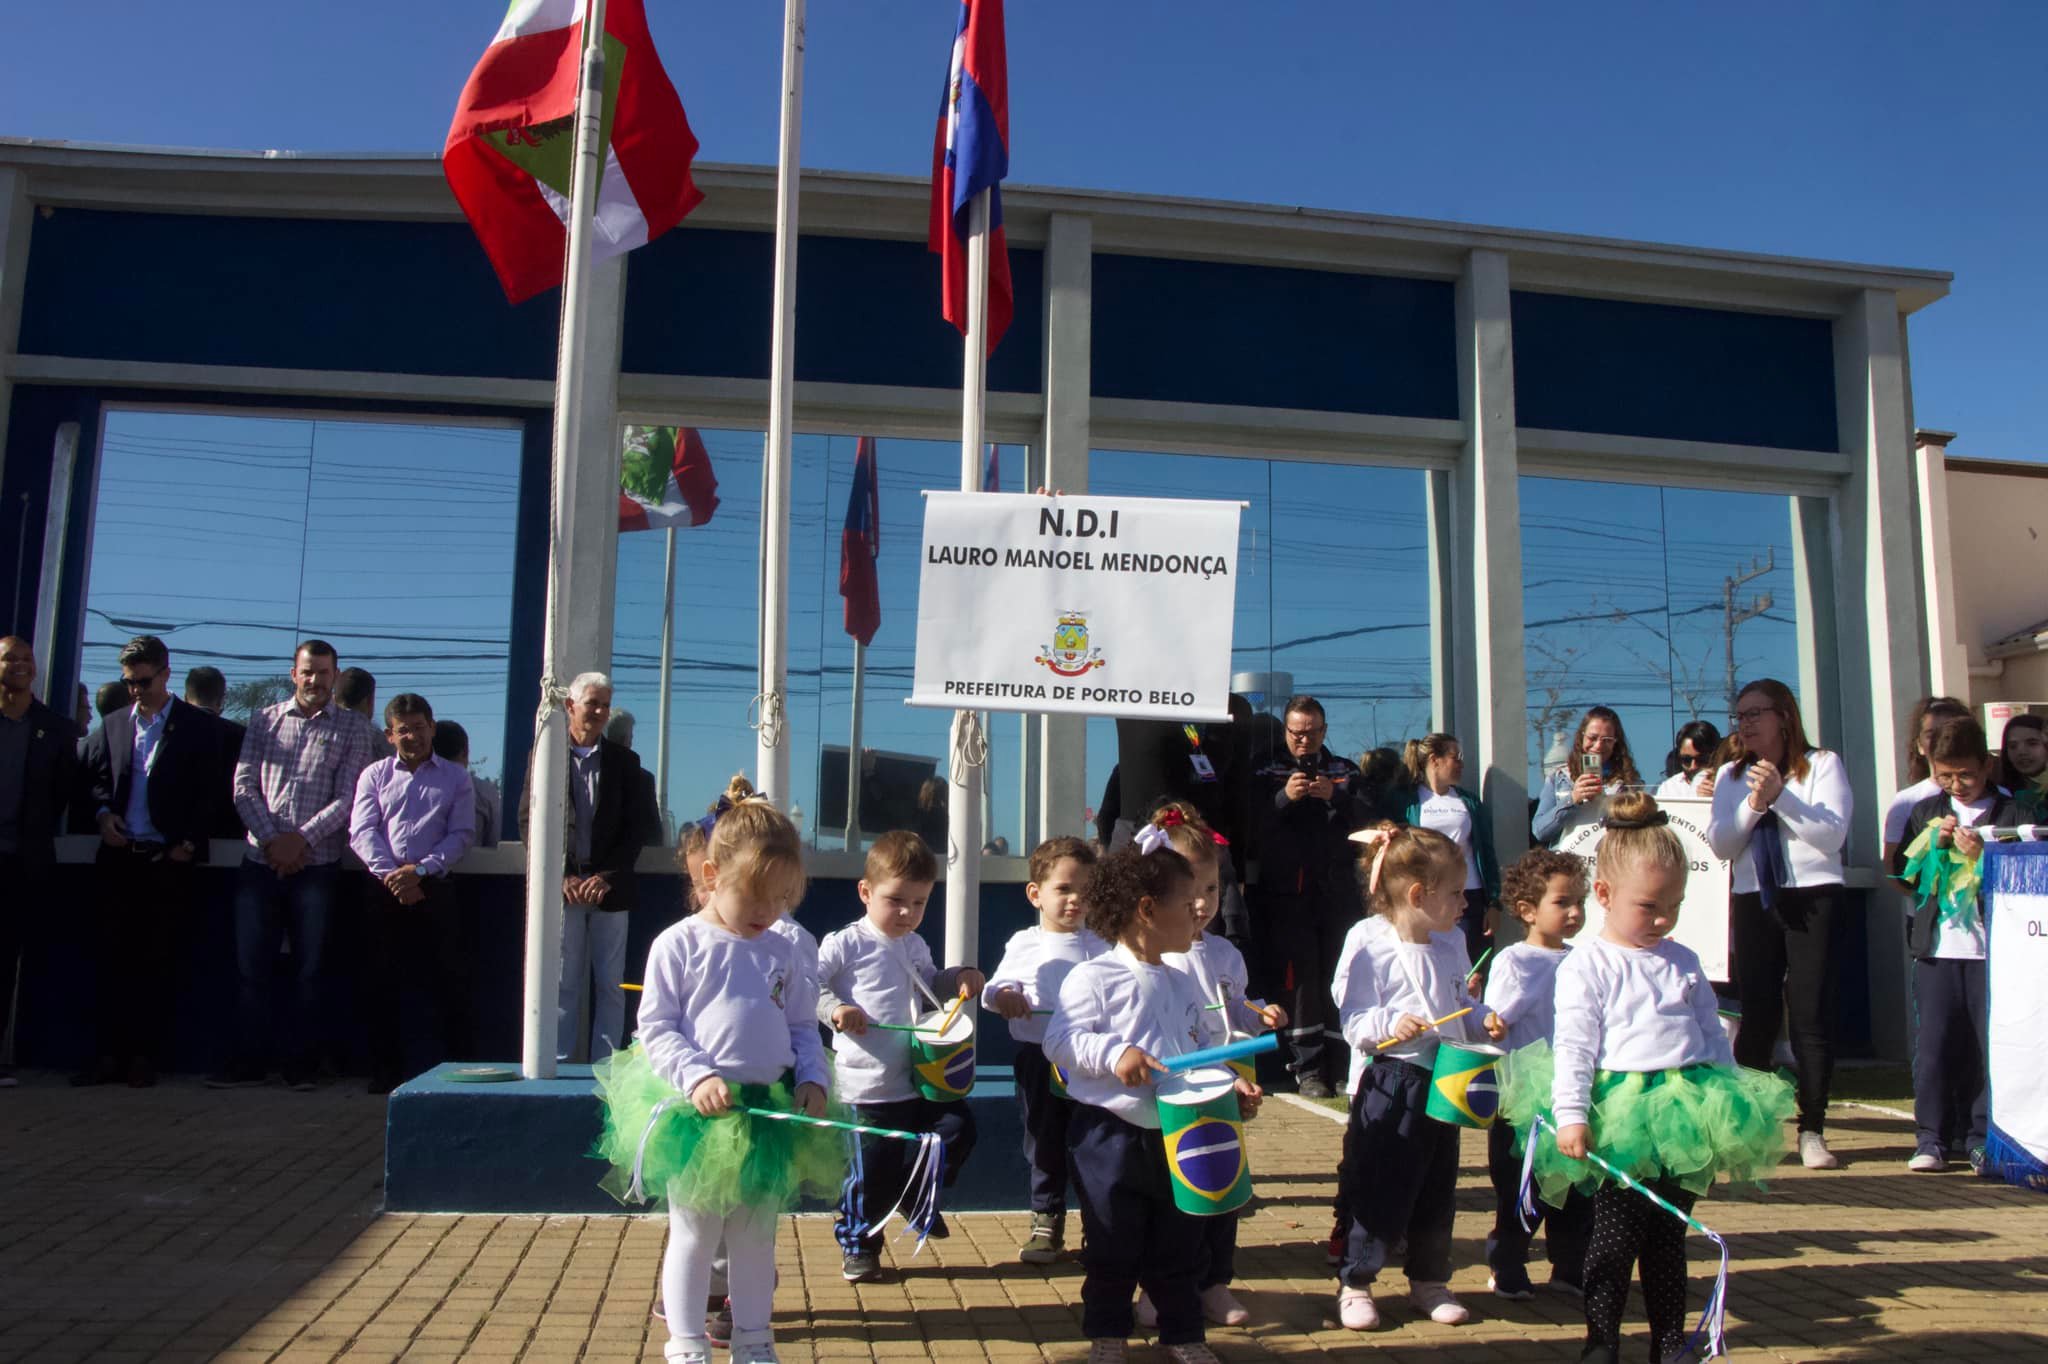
[{"xmin": 1531, "ymin": 707, "xmax": 1642, "ymax": 846}]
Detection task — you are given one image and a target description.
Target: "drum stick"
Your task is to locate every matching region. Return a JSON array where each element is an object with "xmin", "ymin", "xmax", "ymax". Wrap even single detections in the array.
[
  {"xmin": 1376, "ymin": 1006, "xmax": 1473, "ymax": 1050},
  {"xmin": 621, "ymin": 983, "xmax": 643, "ymax": 992},
  {"xmin": 862, "ymin": 1021, "xmax": 924, "ymax": 1033},
  {"xmin": 937, "ymin": 984, "xmax": 970, "ymax": 1036},
  {"xmin": 1160, "ymin": 1033, "xmax": 1278, "ymax": 1073},
  {"xmin": 1466, "ymin": 945, "xmax": 1496, "ymax": 979}
]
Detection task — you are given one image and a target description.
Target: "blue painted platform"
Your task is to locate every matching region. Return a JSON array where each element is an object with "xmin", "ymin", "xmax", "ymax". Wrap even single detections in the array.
[{"xmin": 384, "ymin": 1062, "xmax": 1035, "ymax": 1215}]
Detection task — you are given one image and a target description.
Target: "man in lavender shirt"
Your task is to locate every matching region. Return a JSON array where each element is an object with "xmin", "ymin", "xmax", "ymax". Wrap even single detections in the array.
[{"xmin": 350, "ymin": 693, "xmax": 477, "ymax": 1094}]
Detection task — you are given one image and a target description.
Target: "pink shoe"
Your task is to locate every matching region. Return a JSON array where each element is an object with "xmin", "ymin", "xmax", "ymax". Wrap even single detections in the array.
[
  {"xmin": 1201, "ymin": 1283, "xmax": 1250, "ymax": 1326},
  {"xmin": 1134, "ymin": 1291, "xmax": 1158, "ymax": 1329},
  {"xmin": 1338, "ymin": 1286, "xmax": 1379, "ymax": 1330}
]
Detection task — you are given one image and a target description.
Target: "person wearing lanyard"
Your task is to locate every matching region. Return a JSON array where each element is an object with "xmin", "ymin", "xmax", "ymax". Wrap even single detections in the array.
[
  {"xmin": 1706, "ymin": 678, "xmax": 1853, "ymax": 1171},
  {"xmin": 78, "ymin": 635, "xmax": 225, "ymax": 1088}
]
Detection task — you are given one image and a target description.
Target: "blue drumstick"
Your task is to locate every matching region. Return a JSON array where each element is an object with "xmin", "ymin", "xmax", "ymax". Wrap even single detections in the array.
[{"xmin": 1160, "ymin": 1033, "xmax": 1278, "ymax": 1074}]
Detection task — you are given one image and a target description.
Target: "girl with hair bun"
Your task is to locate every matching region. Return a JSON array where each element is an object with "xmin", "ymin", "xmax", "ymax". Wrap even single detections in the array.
[{"xmin": 1503, "ymin": 792, "xmax": 1794, "ymax": 1364}]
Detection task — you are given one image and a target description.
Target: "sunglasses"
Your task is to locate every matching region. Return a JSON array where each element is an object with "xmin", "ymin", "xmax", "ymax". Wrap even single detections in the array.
[
  {"xmin": 1679, "ymin": 752, "xmax": 1712, "ymax": 769},
  {"xmin": 120, "ymin": 670, "xmax": 163, "ymax": 691}
]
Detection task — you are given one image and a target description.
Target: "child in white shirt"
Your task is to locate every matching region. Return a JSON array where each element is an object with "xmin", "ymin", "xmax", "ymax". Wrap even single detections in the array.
[
  {"xmin": 1504, "ymin": 793, "xmax": 1793, "ymax": 1364},
  {"xmin": 817, "ymin": 830, "xmax": 985, "ymax": 1284},
  {"xmin": 1479, "ymin": 847, "xmax": 1589, "ymax": 1301},
  {"xmin": 592, "ymin": 796, "xmax": 835, "ymax": 1364},
  {"xmin": 1044, "ymin": 844, "xmax": 1260, "ymax": 1364},
  {"xmin": 1331, "ymin": 823, "xmax": 1504, "ymax": 1332},
  {"xmin": 984, "ymin": 835, "xmax": 1103, "ymax": 1263}
]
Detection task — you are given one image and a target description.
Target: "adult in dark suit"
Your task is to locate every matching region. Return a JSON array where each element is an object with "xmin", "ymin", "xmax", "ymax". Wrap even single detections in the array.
[
  {"xmin": 0, "ymin": 637, "xmax": 79, "ymax": 1086},
  {"xmin": 78, "ymin": 636, "xmax": 224, "ymax": 1087},
  {"xmin": 519, "ymin": 672, "xmax": 646, "ymax": 1062},
  {"xmin": 185, "ymin": 665, "xmax": 248, "ymax": 839}
]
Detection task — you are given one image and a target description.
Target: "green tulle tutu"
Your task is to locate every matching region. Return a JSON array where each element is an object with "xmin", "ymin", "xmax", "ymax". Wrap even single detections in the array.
[
  {"xmin": 1500, "ymin": 1040, "xmax": 1795, "ymax": 1204},
  {"xmin": 591, "ymin": 1041, "xmax": 849, "ymax": 1214}
]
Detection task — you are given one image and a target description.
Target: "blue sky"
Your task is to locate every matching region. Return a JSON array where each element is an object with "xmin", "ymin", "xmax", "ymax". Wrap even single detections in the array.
[{"xmin": 3, "ymin": 1, "xmax": 2043, "ymax": 460}]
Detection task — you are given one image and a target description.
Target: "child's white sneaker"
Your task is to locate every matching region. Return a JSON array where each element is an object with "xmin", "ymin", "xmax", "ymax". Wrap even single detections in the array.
[
  {"xmin": 1799, "ymin": 1133, "xmax": 1839, "ymax": 1169},
  {"xmin": 1201, "ymin": 1283, "xmax": 1250, "ymax": 1326},
  {"xmin": 662, "ymin": 1339, "xmax": 711, "ymax": 1364},
  {"xmin": 1410, "ymin": 1281, "xmax": 1469, "ymax": 1325},
  {"xmin": 1134, "ymin": 1291, "xmax": 1158, "ymax": 1328},
  {"xmin": 1337, "ymin": 1286, "xmax": 1379, "ymax": 1330},
  {"xmin": 729, "ymin": 1334, "xmax": 780, "ymax": 1364},
  {"xmin": 1087, "ymin": 1340, "xmax": 1127, "ymax": 1364}
]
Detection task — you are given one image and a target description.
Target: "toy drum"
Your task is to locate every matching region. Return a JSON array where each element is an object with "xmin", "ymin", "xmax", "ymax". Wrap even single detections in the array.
[
  {"xmin": 1426, "ymin": 1039, "xmax": 1503, "ymax": 1129},
  {"xmin": 1049, "ymin": 1061, "xmax": 1071, "ymax": 1098},
  {"xmin": 910, "ymin": 1006, "xmax": 976, "ymax": 1103},
  {"xmin": 1155, "ymin": 1065, "xmax": 1252, "ymax": 1216}
]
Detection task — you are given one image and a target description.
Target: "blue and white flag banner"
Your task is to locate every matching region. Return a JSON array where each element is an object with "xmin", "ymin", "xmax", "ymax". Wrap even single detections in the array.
[
  {"xmin": 909, "ymin": 493, "xmax": 1241, "ymax": 722},
  {"xmin": 1986, "ymin": 843, "xmax": 2048, "ymax": 1191}
]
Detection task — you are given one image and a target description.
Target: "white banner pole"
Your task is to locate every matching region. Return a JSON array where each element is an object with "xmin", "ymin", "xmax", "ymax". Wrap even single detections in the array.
[
  {"xmin": 758, "ymin": 0, "xmax": 805, "ymax": 810},
  {"xmin": 654, "ymin": 524, "xmax": 677, "ymax": 841},
  {"xmin": 947, "ymin": 189, "xmax": 991, "ymax": 969},
  {"xmin": 522, "ymin": 0, "xmax": 609, "ymax": 1081}
]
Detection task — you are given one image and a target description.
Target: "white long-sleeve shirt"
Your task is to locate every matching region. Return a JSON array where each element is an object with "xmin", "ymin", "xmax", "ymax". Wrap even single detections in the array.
[
  {"xmin": 1332, "ymin": 915, "xmax": 1479, "ymax": 1094},
  {"xmin": 1482, "ymin": 942, "xmax": 1570, "ymax": 1053},
  {"xmin": 1166, "ymin": 932, "xmax": 1269, "ymax": 1046},
  {"xmin": 816, "ymin": 918, "xmax": 965, "ymax": 1105},
  {"xmin": 770, "ymin": 915, "xmax": 819, "ymax": 1010},
  {"xmin": 981, "ymin": 924, "xmax": 1107, "ymax": 1045},
  {"xmin": 1549, "ymin": 934, "xmax": 1732, "ymax": 1128},
  {"xmin": 1042, "ymin": 944, "xmax": 1209, "ymax": 1129},
  {"xmin": 636, "ymin": 914, "xmax": 827, "ymax": 1101},
  {"xmin": 1706, "ymin": 749, "xmax": 1852, "ymax": 893}
]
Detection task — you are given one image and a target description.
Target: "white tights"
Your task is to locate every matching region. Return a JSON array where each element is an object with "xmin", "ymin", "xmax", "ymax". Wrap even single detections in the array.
[{"xmin": 663, "ymin": 1203, "xmax": 778, "ymax": 1351}]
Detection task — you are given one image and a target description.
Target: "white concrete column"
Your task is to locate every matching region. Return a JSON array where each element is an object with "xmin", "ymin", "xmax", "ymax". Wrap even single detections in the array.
[
  {"xmin": 1831, "ymin": 289, "xmax": 1926, "ymax": 871},
  {"xmin": 1833, "ymin": 291, "xmax": 1927, "ymax": 1064},
  {"xmin": 1039, "ymin": 212, "xmax": 1091, "ymax": 838},
  {"xmin": 1425, "ymin": 469, "xmax": 1456, "ymax": 735},
  {"xmin": 1912, "ymin": 429, "xmax": 1968, "ymax": 701},
  {"xmin": 0, "ymin": 170, "xmax": 34, "ymax": 501},
  {"xmin": 570, "ymin": 256, "xmax": 627, "ymax": 671},
  {"xmin": 1452, "ymin": 249, "xmax": 1529, "ymax": 865},
  {"xmin": 1790, "ymin": 494, "xmax": 1842, "ymax": 752}
]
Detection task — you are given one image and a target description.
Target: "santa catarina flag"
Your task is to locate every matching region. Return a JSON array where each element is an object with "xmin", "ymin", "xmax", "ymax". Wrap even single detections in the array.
[
  {"xmin": 839, "ymin": 437, "xmax": 882, "ymax": 646},
  {"xmin": 929, "ymin": 0, "xmax": 1013, "ymax": 353},
  {"xmin": 982, "ymin": 443, "xmax": 1001, "ymax": 491},
  {"xmin": 444, "ymin": 0, "xmax": 703, "ymax": 304},
  {"xmin": 619, "ymin": 426, "xmax": 719, "ymax": 531}
]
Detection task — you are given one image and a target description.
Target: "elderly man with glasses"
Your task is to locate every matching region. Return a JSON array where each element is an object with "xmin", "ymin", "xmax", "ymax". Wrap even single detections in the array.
[
  {"xmin": 77, "ymin": 635, "xmax": 228, "ymax": 1087},
  {"xmin": 1253, "ymin": 694, "xmax": 1371, "ymax": 1098}
]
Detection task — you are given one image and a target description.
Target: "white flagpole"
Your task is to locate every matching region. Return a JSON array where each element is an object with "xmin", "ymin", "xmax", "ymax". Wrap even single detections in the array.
[
  {"xmin": 758, "ymin": 0, "xmax": 804, "ymax": 811},
  {"xmin": 522, "ymin": 0, "xmax": 609, "ymax": 1080},
  {"xmin": 947, "ymin": 189, "xmax": 991, "ymax": 967},
  {"xmin": 654, "ymin": 525, "xmax": 677, "ymax": 840},
  {"xmin": 846, "ymin": 637, "xmax": 865, "ymax": 849}
]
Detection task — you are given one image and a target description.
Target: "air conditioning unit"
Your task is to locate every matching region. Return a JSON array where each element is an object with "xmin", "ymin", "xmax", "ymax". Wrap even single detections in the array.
[{"xmin": 1982, "ymin": 701, "xmax": 2047, "ymax": 749}]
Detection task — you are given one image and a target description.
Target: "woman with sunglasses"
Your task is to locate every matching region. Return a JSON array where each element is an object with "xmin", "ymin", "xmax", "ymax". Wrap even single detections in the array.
[
  {"xmin": 1705, "ymin": 679, "xmax": 1853, "ymax": 1171},
  {"xmin": 1655, "ymin": 720, "xmax": 1722, "ymax": 800}
]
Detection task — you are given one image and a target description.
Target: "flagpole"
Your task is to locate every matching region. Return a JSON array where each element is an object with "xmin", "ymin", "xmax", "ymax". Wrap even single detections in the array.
[
  {"xmin": 522, "ymin": 0, "xmax": 609, "ymax": 1081},
  {"xmin": 758, "ymin": 0, "xmax": 804, "ymax": 812},
  {"xmin": 654, "ymin": 525, "xmax": 677, "ymax": 840},
  {"xmin": 947, "ymin": 188, "xmax": 991, "ymax": 968},
  {"xmin": 846, "ymin": 637, "xmax": 865, "ymax": 850}
]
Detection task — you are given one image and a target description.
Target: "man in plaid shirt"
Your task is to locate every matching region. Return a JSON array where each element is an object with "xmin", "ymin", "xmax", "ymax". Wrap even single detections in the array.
[{"xmin": 210, "ymin": 639, "xmax": 376, "ymax": 1090}]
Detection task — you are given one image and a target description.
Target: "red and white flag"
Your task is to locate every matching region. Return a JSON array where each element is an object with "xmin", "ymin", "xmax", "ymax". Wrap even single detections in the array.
[
  {"xmin": 444, "ymin": 0, "xmax": 703, "ymax": 304},
  {"xmin": 619, "ymin": 426, "xmax": 719, "ymax": 531}
]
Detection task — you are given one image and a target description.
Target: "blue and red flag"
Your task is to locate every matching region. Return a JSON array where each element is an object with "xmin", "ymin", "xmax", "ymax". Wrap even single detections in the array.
[
  {"xmin": 982, "ymin": 443, "xmax": 1000, "ymax": 492},
  {"xmin": 929, "ymin": 0, "xmax": 1013, "ymax": 354},
  {"xmin": 839, "ymin": 436, "xmax": 882, "ymax": 646}
]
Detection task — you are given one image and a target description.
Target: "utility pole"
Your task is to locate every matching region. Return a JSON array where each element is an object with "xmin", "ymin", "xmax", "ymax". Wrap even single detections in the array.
[{"xmin": 1724, "ymin": 550, "xmax": 1775, "ymax": 712}]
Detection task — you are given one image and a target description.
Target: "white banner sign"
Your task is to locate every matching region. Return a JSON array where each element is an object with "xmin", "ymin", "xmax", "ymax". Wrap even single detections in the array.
[
  {"xmin": 1986, "ymin": 847, "xmax": 2048, "ymax": 1168},
  {"xmin": 909, "ymin": 492, "xmax": 1242, "ymax": 721},
  {"xmin": 1555, "ymin": 796, "xmax": 1731, "ymax": 980}
]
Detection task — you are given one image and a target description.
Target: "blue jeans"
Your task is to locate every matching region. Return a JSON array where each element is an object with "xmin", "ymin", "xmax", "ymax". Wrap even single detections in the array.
[
  {"xmin": 558, "ymin": 904, "xmax": 629, "ymax": 1062},
  {"xmin": 233, "ymin": 859, "xmax": 343, "ymax": 1073}
]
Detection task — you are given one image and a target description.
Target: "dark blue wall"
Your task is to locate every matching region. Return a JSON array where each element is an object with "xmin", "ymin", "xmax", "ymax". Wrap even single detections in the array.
[
  {"xmin": 1510, "ymin": 291, "xmax": 1839, "ymax": 452},
  {"xmin": 1091, "ymin": 255, "xmax": 1458, "ymax": 418},
  {"xmin": 622, "ymin": 229, "xmax": 1044, "ymax": 394}
]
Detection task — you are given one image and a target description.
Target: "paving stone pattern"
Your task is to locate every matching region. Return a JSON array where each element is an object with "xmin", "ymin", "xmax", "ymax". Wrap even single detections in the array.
[{"xmin": 3, "ymin": 1079, "xmax": 2045, "ymax": 1361}]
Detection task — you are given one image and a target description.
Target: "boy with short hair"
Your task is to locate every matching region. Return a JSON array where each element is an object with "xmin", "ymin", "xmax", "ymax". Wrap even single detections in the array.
[
  {"xmin": 984, "ymin": 835, "xmax": 1103, "ymax": 1263},
  {"xmin": 1893, "ymin": 716, "xmax": 2020, "ymax": 1175},
  {"xmin": 818, "ymin": 830, "xmax": 987, "ymax": 1282}
]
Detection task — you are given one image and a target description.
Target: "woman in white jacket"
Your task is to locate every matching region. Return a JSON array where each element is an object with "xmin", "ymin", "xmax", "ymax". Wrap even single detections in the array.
[{"xmin": 1706, "ymin": 678, "xmax": 1853, "ymax": 1171}]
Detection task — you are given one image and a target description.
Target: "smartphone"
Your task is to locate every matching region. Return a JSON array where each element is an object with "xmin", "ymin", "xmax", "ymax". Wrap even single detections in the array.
[{"xmin": 1579, "ymin": 753, "xmax": 1602, "ymax": 778}]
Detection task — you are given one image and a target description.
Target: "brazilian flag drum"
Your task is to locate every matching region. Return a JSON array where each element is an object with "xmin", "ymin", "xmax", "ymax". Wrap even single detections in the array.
[
  {"xmin": 1428, "ymin": 1040, "xmax": 1505, "ymax": 1129},
  {"xmin": 1155, "ymin": 1065, "xmax": 1254, "ymax": 1215}
]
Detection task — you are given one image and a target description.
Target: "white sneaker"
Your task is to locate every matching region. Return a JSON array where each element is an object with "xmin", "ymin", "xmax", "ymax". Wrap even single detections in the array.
[
  {"xmin": 731, "ymin": 1342, "xmax": 780, "ymax": 1364},
  {"xmin": 662, "ymin": 1340, "xmax": 711, "ymax": 1364},
  {"xmin": 1907, "ymin": 1150, "xmax": 1945, "ymax": 1173},
  {"xmin": 1799, "ymin": 1132, "xmax": 1839, "ymax": 1170},
  {"xmin": 1201, "ymin": 1283, "xmax": 1250, "ymax": 1326},
  {"xmin": 1338, "ymin": 1286, "xmax": 1380, "ymax": 1330},
  {"xmin": 1088, "ymin": 1340, "xmax": 1127, "ymax": 1364},
  {"xmin": 1134, "ymin": 1290, "xmax": 1158, "ymax": 1328},
  {"xmin": 1409, "ymin": 1281, "xmax": 1469, "ymax": 1325}
]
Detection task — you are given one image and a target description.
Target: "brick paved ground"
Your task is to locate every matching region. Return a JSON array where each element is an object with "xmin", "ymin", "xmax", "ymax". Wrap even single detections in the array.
[{"xmin": 4, "ymin": 1076, "xmax": 2046, "ymax": 1362}]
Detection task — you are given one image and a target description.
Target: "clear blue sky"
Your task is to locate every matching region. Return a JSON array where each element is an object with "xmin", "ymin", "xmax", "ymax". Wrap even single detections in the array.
[{"xmin": 3, "ymin": 1, "xmax": 2043, "ymax": 460}]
